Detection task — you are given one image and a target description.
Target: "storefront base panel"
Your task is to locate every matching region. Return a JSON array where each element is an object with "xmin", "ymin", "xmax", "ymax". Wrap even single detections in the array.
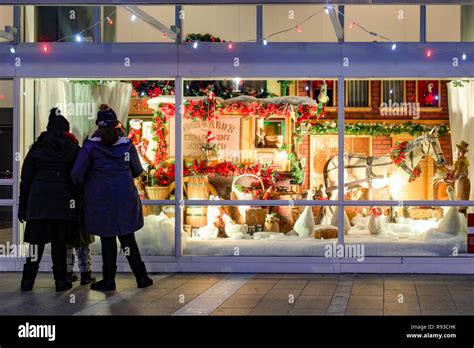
[{"xmin": 1, "ymin": 256, "xmax": 474, "ymax": 274}]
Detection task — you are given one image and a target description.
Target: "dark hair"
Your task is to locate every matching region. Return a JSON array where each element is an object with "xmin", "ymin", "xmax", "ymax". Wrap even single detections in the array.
[{"xmin": 98, "ymin": 127, "xmax": 119, "ymax": 146}]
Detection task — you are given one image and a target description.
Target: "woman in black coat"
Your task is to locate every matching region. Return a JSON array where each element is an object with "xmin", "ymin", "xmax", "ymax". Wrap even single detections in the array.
[
  {"xmin": 18, "ymin": 108, "xmax": 80, "ymax": 292},
  {"xmin": 71, "ymin": 104, "xmax": 152, "ymax": 291}
]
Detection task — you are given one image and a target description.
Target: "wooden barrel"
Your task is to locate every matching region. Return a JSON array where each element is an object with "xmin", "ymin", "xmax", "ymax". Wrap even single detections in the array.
[
  {"xmin": 185, "ymin": 206, "xmax": 208, "ymax": 227},
  {"xmin": 186, "ymin": 175, "xmax": 209, "ymax": 199}
]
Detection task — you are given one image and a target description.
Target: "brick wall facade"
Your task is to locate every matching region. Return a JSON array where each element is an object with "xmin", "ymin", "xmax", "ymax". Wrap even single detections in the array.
[{"xmin": 297, "ymin": 80, "xmax": 452, "ymax": 199}]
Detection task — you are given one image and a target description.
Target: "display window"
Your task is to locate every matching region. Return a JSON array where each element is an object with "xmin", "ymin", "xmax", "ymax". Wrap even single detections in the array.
[{"xmin": 14, "ymin": 76, "xmax": 473, "ymax": 259}]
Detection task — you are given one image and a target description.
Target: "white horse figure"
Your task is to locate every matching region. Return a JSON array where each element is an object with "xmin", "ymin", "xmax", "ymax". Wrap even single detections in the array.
[{"xmin": 323, "ymin": 126, "xmax": 447, "ymax": 217}]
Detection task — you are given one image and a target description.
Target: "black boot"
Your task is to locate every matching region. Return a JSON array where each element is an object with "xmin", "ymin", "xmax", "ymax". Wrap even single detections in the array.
[
  {"xmin": 120, "ymin": 233, "xmax": 153, "ymax": 289},
  {"xmin": 128, "ymin": 260, "xmax": 153, "ymax": 289},
  {"xmin": 80, "ymin": 271, "xmax": 97, "ymax": 285},
  {"xmin": 20, "ymin": 263, "xmax": 40, "ymax": 291},
  {"xmin": 90, "ymin": 265, "xmax": 116, "ymax": 291},
  {"xmin": 52, "ymin": 266, "xmax": 73, "ymax": 292},
  {"xmin": 67, "ymin": 272, "xmax": 78, "ymax": 283}
]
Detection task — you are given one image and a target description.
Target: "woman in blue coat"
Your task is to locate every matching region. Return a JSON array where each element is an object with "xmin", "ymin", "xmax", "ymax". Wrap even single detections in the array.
[
  {"xmin": 71, "ymin": 104, "xmax": 152, "ymax": 291},
  {"xmin": 19, "ymin": 108, "xmax": 80, "ymax": 292}
]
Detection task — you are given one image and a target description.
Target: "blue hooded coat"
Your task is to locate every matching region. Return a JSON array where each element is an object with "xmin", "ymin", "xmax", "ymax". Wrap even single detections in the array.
[{"xmin": 71, "ymin": 135, "xmax": 144, "ymax": 237}]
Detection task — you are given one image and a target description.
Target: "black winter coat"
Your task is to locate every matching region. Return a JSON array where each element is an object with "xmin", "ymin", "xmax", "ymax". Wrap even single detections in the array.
[{"xmin": 19, "ymin": 132, "xmax": 81, "ymax": 222}]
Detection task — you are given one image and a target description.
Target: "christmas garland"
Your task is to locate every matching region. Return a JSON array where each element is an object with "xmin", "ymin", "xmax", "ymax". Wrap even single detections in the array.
[
  {"xmin": 158, "ymin": 100, "xmax": 324, "ymax": 123},
  {"xmin": 390, "ymin": 141, "xmax": 422, "ymax": 182},
  {"xmin": 184, "ymin": 160, "xmax": 277, "ymax": 187},
  {"xmin": 132, "ymin": 80, "xmax": 175, "ymax": 98},
  {"xmin": 151, "ymin": 110, "xmax": 169, "ymax": 166},
  {"xmin": 297, "ymin": 121, "xmax": 449, "ymax": 137},
  {"xmin": 185, "ymin": 33, "xmax": 225, "ymax": 42}
]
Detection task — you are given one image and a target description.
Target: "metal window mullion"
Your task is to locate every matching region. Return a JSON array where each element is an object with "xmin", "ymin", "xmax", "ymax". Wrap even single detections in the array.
[
  {"xmin": 175, "ymin": 5, "xmax": 182, "ymax": 43},
  {"xmin": 256, "ymin": 5, "xmax": 263, "ymax": 44},
  {"xmin": 174, "ymin": 77, "xmax": 183, "ymax": 258},
  {"xmin": 179, "ymin": 199, "xmax": 339, "ymax": 207},
  {"xmin": 13, "ymin": 5, "xmax": 20, "ymax": 44},
  {"xmin": 93, "ymin": 6, "xmax": 101, "ymax": 44},
  {"xmin": 344, "ymin": 200, "xmax": 474, "ymax": 207},
  {"xmin": 12, "ymin": 77, "xmax": 19, "ymax": 248},
  {"xmin": 337, "ymin": 76, "xmax": 345, "ymax": 246},
  {"xmin": 420, "ymin": 5, "xmax": 426, "ymax": 43}
]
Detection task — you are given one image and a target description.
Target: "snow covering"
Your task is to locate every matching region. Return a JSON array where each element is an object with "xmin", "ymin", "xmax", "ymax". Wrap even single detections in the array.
[{"xmin": 82, "ymin": 209, "xmax": 467, "ymax": 257}]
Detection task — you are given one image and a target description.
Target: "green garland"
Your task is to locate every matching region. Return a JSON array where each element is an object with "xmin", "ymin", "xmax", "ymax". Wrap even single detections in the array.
[
  {"xmin": 185, "ymin": 33, "xmax": 225, "ymax": 42},
  {"xmin": 296, "ymin": 121, "xmax": 450, "ymax": 139}
]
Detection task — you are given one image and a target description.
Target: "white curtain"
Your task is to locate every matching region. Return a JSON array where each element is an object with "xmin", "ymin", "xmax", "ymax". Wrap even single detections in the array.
[
  {"xmin": 35, "ymin": 80, "xmax": 132, "ymax": 144},
  {"xmin": 447, "ymin": 80, "xmax": 474, "ymax": 200}
]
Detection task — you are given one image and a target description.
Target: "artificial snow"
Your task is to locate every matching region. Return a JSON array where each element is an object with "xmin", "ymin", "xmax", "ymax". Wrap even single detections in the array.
[{"xmin": 77, "ymin": 210, "xmax": 469, "ymax": 257}]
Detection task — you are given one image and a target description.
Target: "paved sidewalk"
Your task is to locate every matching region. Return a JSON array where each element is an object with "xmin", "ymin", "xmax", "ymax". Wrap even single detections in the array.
[{"xmin": 1, "ymin": 272, "xmax": 474, "ymax": 316}]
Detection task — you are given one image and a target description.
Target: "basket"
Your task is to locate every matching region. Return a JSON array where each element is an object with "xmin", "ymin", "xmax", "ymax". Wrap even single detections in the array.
[
  {"xmin": 231, "ymin": 174, "xmax": 265, "ymax": 200},
  {"xmin": 145, "ymin": 186, "xmax": 170, "ymax": 200}
]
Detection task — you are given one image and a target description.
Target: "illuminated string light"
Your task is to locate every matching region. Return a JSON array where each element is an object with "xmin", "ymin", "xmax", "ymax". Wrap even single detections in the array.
[
  {"xmin": 462, "ymin": 53, "xmax": 467, "ymax": 60},
  {"xmin": 263, "ymin": 39, "xmax": 268, "ymax": 46},
  {"xmin": 324, "ymin": 7, "xmax": 330, "ymax": 15},
  {"xmin": 75, "ymin": 35, "xmax": 82, "ymax": 42},
  {"xmin": 9, "ymin": 47, "xmax": 15, "ymax": 54},
  {"xmin": 426, "ymin": 49, "xmax": 433, "ymax": 58},
  {"xmin": 42, "ymin": 44, "xmax": 49, "ymax": 53},
  {"xmin": 296, "ymin": 26, "xmax": 302, "ymax": 33},
  {"xmin": 131, "ymin": 15, "xmax": 137, "ymax": 21},
  {"xmin": 106, "ymin": 17, "xmax": 113, "ymax": 25},
  {"xmin": 391, "ymin": 43, "xmax": 397, "ymax": 50},
  {"xmin": 228, "ymin": 42, "xmax": 233, "ymax": 49},
  {"xmin": 162, "ymin": 32, "xmax": 167, "ymax": 39},
  {"xmin": 193, "ymin": 41, "xmax": 198, "ymax": 49},
  {"xmin": 349, "ymin": 21, "xmax": 355, "ymax": 29}
]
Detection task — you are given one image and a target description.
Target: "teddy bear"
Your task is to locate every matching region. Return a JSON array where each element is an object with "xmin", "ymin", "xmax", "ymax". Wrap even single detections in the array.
[{"xmin": 128, "ymin": 118, "xmax": 143, "ymax": 146}]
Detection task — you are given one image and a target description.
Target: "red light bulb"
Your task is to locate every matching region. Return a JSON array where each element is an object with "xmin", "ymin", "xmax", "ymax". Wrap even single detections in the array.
[
  {"xmin": 107, "ymin": 17, "xmax": 113, "ymax": 25},
  {"xmin": 42, "ymin": 44, "xmax": 49, "ymax": 53},
  {"xmin": 296, "ymin": 26, "xmax": 302, "ymax": 33},
  {"xmin": 162, "ymin": 32, "xmax": 167, "ymax": 38},
  {"xmin": 426, "ymin": 49, "xmax": 432, "ymax": 58},
  {"xmin": 228, "ymin": 42, "xmax": 233, "ymax": 49}
]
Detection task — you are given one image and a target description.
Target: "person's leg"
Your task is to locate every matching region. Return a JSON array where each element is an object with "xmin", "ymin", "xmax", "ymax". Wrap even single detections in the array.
[
  {"xmin": 20, "ymin": 244, "xmax": 45, "ymax": 291},
  {"xmin": 90, "ymin": 237, "xmax": 117, "ymax": 291},
  {"xmin": 118, "ymin": 233, "xmax": 153, "ymax": 289},
  {"xmin": 51, "ymin": 235, "xmax": 72, "ymax": 292},
  {"xmin": 66, "ymin": 245, "xmax": 78, "ymax": 282},
  {"xmin": 77, "ymin": 245, "xmax": 96, "ymax": 285}
]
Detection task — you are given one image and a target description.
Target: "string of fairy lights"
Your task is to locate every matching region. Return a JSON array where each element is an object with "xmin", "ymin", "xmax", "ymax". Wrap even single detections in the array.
[{"xmin": 7, "ymin": 5, "xmax": 468, "ymax": 62}]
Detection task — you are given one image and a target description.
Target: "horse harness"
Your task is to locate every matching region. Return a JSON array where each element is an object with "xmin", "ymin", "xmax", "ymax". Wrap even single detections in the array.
[{"xmin": 325, "ymin": 135, "xmax": 440, "ymax": 191}]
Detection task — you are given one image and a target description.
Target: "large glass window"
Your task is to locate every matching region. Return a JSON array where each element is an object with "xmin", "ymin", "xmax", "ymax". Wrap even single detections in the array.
[
  {"xmin": 20, "ymin": 78, "xmax": 177, "ymax": 255},
  {"xmin": 0, "ymin": 79, "xmax": 13, "ymax": 254},
  {"xmin": 344, "ymin": 5, "xmax": 420, "ymax": 42}
]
